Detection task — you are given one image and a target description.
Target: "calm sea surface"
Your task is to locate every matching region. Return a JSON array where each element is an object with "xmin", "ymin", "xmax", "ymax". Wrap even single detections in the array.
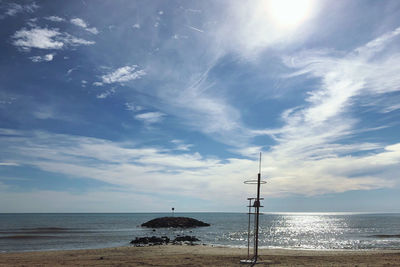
[{"xmin": 1, "ymin": 213, "xmax": 399, "ymax": 252}]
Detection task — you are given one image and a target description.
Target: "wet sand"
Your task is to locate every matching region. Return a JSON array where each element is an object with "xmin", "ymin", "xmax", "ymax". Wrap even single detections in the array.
[{"xmin": 1, "ymin": 245, "xmax": 399, "ymax": 266}]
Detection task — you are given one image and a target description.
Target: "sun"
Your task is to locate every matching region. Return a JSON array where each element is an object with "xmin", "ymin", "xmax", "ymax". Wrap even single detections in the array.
[{"xmin": 266, "ymin": 0, "xmax": 315, "ymax": 29}]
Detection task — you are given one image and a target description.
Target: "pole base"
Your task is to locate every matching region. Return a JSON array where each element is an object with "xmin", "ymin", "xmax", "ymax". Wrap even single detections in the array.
[
  {"xmin": 240, "ymin": 259, "xmax": 256, "ymax": 265},
  {"xmin": 240, "ymin": 258, "xmax": 273, "ymax": 265}
]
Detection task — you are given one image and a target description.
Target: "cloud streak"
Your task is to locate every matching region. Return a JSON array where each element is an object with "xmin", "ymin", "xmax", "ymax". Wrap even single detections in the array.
[
  {"xmin": 96, "ymin": 88, "xmax": 116, "ymax": 99},
  {"xmin": 12, "ymin": 27, "xmax": 95, "ymax": 51},
  {"xmin": 1, "ymin": 2, "xmax": 39, "ymax": 19},
  {"xmin": 29, "ymin": 53, "xmax": 54, "ymax": 62},
  {"xmin": 70, "ymin": 18, "xmax": 99, "ymax": 34},
  {"xmin": 96, "ymin": 65, "xmax": 146, "ymax": 86},
  {"xmin": 44, "ymin": 16, "xmax": 64, "ymax": 22},
  {"xmin": 134, "ymin": 112, "xmax": 165, "ymax": 124},
  {"xmin": 250, "ymin": 26, "xmax": 400, "ymax": 197},
  {"xmin": 0, "ymin": 129, "xmax": 398, "ymax": 204}
]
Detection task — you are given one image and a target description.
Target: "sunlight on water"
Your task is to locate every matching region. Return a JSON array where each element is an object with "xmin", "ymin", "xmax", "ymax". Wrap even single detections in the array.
[{"xmin": 258, "ymin": 215, "xmax": 348, "ymax": 249}]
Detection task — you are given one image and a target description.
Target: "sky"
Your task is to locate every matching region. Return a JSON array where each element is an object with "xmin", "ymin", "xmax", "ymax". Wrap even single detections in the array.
[{"xmin": 1, "ymin": 0, "xmax": 400, "ymax": 213}]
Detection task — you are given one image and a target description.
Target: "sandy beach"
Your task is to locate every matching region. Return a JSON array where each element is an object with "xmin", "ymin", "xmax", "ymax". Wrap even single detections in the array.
[{"xmin": 1, "ymin": 245, "xmax": 399, "ymax": 266}]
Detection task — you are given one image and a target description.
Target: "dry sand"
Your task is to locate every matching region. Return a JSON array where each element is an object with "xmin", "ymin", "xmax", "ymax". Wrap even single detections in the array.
[{"xmin": 1, "ymin": 245, "xmax": 399, "ymax": 266}]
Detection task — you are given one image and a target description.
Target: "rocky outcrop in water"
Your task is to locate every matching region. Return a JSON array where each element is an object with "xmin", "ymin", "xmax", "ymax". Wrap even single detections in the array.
[{"xmin": 141, "ymin": 217, "xmax": 210, "ymax": 228}]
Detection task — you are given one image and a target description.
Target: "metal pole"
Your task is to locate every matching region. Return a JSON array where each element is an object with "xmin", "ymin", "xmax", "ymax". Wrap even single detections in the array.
[
  {"xmin": 254, "ymin": 172, "xmax": 261, "ymax": 261},
  {"xmin": 254, "ymin": 152, "xmax": 262, "ymax": 262},
  {"xmin": 247, "ymin": 199, "xmax": 252, "ymax": 259}
]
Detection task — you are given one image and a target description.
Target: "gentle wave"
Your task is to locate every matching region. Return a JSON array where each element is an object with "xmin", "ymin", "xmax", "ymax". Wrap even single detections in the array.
[{"xmin": 0, "ymin": 235, "xmax": 66, "ymax": 240}]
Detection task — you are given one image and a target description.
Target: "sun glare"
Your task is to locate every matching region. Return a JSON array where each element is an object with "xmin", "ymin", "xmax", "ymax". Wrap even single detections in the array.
[{"xmin": 266, "ymin": 0, "xmax": 315, "ymax": 29}]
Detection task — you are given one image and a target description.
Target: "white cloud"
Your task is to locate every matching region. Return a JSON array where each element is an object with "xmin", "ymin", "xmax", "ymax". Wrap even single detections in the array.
[
  {"xmin": 96, "ymin": 88, "xmax": 116, "ymax": 99},
  {"xmin": 132, "ymin": 23, "xmax": 140, "ymax": 29},
  {"xmin": 249, "ymin": 27, "xmax": 400, "ymax": 197},
  {"xmin": 134, "ymin": 112, "xmax": 165, "ymax": 124},
  {"xmin": 70, "ymin": 18, "xmax": 87, "ymax": 28},
  {"xmin": 0, "ymin": 128, "xmax": 23, "ymax": 136},
  {"xmin": 0, "ymin": 130, "xmax": 398, "ymax": 205},
  {"xmin": 13, "ymin": 27, "xmax": 64, "ymax": 50},
  {"xmin": 100, "ymin": 65, "xmax": 146, "ymax": 84},
  {"xmin": 166, "ymin": 66, "xmax": 246, "ymax": 144},
  {"xmin": 66, "ymin": 67, "xmax": 77, "ymax": 76},
  {"xmin": 70, "ymin": 18, "xmax": 99, "ymax": 34},
  {"xmin": 0, "ymin": 94, "xmax": 16, "ymax": 105},
  {"xmin": 29, "ymin": 53, "xmax": 54, "ymax": 62},
  {"xmin": 171, "ymin": 139, "xmax": 193, "ymax": 151},
  {"xmin": 12, "ymin": 27, "xmax": 95, "ymax": 51},
  {"xmin": 44, "ymin": 16, "xmax": 64, "ymax": 22},
  {"xmin": 0, "ymin": 162, "xmax": 19, "ymax": 166},
  {"xmin": 86, "ymin": 27, "xmax": 99, "ymax": 35},
  {"xmin": 63, "ymin": 33, "xmax": 95, "ymax": 46},
  {"xmin": 281, "ymin": 27, "xmax": 400, "ymax": 126},
  {"xmin": 382, "ymin": 103, "xmax": 400, "ymax": 113},
  {"xmin": 93, "ymin": 81, "xmax": 103, "ymax": 86},
  {"xmin": 33, "ymin": 106, "xmax": 56, "ymax": 120},
  {"xmin": 1, "ymin": 2, "xmax": 39, "ymax": 18},
  {"xmin": 125, "ymin": 102, "xmax": 143, "ymax": 112}
]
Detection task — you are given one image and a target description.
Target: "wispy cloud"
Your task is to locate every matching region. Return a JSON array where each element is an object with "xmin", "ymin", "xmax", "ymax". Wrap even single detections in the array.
[
  {"xmin": 134, "ymin": 112, "xmax": 165, "ymax": 124},
  {"xmin": 159, "ymin": 64, "xmax": 248, "ymax": 147},
  {"xmin": 13, "ymin": 27, "xmax": 63, "ymax": 50},
  {"xmin": 125, "ymin": 102, "xmax": 143, "ymax": 112},
  {"xmin": 171, "ymin": 139, "xmax": 193, "ymax": 151},
  {"xmin": 96, "ymin": 88, "xmax": 116, "ymax": 99},
  {"xmin": 12, "ymin": 27, "xmax": 95, "ymax": 51},
  {"xmin": 250, "ymin": 26, "xmax": 400, "ymax": 196},
  {"xmin": 29, "ymin": 53, "xmax": 55, "ymax": 62},
  {"xmin": 0, "ymin": 130, "xmax": 398, "ymax": 204},
  {"xmin": 97, "ymin": 65, "xmax": 146, "ymax": 85},
  {"xmin": 70, "ymin": 18, "xmax": 99, "ymax": 34},
  {"xmin": 44, "ymin": 16, "xmax": 65, "ymax": 22},
  {"xmin": 1, "ymin": 2, "xmax": 39, "ymax": 19},
  {"xmin": 0, "ymin": 162, "xmax": 19, "ymax": 166},
  {"xmin": 382, "ymin": 103, "xmax": 400, "ymax": 113}
]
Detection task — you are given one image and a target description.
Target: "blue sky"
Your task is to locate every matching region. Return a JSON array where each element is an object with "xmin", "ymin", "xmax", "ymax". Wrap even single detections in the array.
[{"xmin": 1, "ymin": 0, "xmax": 400, "ymax": 212}]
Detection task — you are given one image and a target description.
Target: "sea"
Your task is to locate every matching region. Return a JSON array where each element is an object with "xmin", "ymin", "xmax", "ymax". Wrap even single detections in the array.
[{"xmin": 1, "ymin": 213, "xmax": 400, "ymax": 252}]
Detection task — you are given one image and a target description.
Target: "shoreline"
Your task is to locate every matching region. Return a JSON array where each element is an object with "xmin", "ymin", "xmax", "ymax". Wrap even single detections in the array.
[
  {"xmin": 1, "ymin": 245, "xmax": 399, "ymax": 266},
  {"xmin": 2, "ymin": 243, "xmax": 400, "ymax": 254}
]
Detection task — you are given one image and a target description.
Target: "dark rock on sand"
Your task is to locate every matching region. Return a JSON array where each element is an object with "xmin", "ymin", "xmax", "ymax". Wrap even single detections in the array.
[
  {"xmin": 130, "ymin": 235, "xmax": 199, "ymax": 246},
  {"xmin": 173, "ymin": 236, "xmax": 200, "ymax": 242},
  {"xmin": 130, "ymin": 236, "xmax": 170, "ymax": 246},
  {"xmin": 141, "ymin": 217, "xmax": 210, "ymax": 228}
]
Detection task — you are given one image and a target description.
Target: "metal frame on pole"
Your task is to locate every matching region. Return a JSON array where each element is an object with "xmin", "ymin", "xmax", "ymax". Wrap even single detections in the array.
[{"xmin": 241, "ymin": 153, "xmax": 266, "ymax": 266}]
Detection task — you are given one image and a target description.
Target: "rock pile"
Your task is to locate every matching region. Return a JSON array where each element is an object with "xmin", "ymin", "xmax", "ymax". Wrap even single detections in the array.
[
  {"xmin": 130, "ymin": 235, "xmax": 200, "ymax": 246},
  {"xmin": 130, "ymin": 236, "xmax": 170, "ymax": 246}
]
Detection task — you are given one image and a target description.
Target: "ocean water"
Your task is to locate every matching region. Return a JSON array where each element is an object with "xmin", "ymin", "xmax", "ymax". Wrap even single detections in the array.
[{"xmin": 0, "ymin": 213, "xmax": 399, "ymax": 252}]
